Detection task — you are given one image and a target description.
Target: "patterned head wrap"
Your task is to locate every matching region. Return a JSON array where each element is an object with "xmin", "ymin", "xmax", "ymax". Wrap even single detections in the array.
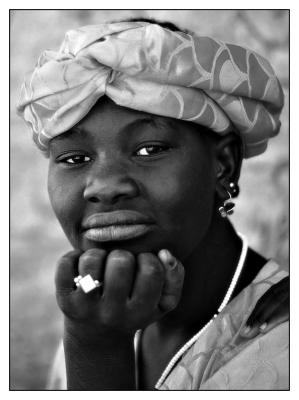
[{"xmin": 17, "ymin": 21, "xmax": 284, "ymax": 158}]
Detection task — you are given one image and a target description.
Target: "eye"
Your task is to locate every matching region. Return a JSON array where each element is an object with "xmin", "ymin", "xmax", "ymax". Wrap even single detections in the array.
[
  {"xmin": 58, "ymin": 155, "xmax": 91, "ymax": 165},
  {"xmin": 135, "ymin": 144, "xmax": 170, "ymax": 157}
]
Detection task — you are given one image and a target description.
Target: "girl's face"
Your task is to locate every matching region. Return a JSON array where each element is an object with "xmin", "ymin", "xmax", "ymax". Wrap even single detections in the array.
[{"xmin": 48, "ymin": 98, "xmax": 217, "ymax": 260}]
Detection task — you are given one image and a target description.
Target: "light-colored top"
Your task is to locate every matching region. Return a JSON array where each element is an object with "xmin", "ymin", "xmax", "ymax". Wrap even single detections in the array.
[{"xmin": 47, "ymin": 259, "xmax": 289, "ymax": 390}]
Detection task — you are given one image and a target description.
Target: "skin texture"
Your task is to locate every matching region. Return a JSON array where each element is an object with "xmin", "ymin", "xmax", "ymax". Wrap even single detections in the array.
[
  {"xmin": 48, "ymin": 97, "xmax": 286, "ymax": 389},
  {"xmin": 48, "ymin": 98, "xmax": 217, "ymax": 259}
]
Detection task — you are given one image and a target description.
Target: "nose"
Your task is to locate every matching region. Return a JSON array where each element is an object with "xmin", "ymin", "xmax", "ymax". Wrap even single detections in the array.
[{"xmin": 83, "ymin": 159, "xmax": 139, "ymax": 205}]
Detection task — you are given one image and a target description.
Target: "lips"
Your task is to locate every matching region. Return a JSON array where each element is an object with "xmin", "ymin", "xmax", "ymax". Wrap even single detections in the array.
[{"xmin": 82, "ymin": 210, "xmax": 155, "ymax": 242}]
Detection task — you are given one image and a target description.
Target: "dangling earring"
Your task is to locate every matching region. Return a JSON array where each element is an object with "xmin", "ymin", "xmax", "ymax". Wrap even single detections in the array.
[{"xmin": 219, "ymin": 190, "xmax": 235, "ymax": 218}]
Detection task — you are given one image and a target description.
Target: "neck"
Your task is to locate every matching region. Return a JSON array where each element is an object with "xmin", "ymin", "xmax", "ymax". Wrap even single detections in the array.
[
  {"xmin": 138, "ymin": 215, "xmax": 267, "ymax": 390},
  {"xmin": 157, "ymin": 213, "xmax": 243, "ymax": 335}
]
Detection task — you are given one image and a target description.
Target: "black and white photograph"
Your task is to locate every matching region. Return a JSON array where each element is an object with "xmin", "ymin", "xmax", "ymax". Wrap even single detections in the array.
[{"xmin": 10, "ymin": 9, "xmax": 289, "ymax": 391}]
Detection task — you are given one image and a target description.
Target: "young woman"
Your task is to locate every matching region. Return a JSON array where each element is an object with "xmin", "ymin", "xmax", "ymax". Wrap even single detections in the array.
[{"xmin": 17, "ymin": 19, "xmax": 289, "ymax": 390}]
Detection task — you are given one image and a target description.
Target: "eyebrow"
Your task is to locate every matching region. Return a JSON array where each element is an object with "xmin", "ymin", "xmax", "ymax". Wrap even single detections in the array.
[
  {"xmin": 122, "ymin": 117, "xmax": 160, "ymax": 134},
  {"xmin": 49, "ymin": 116, "xmax": 172, "ymax": 148},
  {"xmin": 120, "ymin": 116, "xmax": 175, "ymax": 136}
]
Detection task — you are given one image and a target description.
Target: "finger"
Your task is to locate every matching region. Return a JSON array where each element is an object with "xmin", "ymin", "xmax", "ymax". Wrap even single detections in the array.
[
  {"xmin": 55, "ymin": 250, "xmax": 82, "ymax": 317},
  {"xmin": 103, "ymin": 250, "xmax": 136, "ymax": 305},
  {"xmin": 68, "ymin": 249, "xmax": 107, "ymax": 318},
  {"xmin": 73, "ymin": 249, "xmax": 107, "ymax": 307},
  {"xmin": 130, "ymin": 253, "xmax": 165, "ymax": 311},
  {"xmin": 78, "ymin": 248, "xmax": 107, "ymax": 282},
  {"xmin": 55, "ymin": 250, "xmax": 82, "ymax": 294},
  {"xmin": 157, "ymin": 249, "xmax": 185, "ymax": 312}
]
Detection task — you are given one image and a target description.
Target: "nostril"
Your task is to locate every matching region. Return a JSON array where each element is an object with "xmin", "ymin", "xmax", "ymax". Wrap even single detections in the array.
[{"xmin": 83, "ymin": 176, "xmax": 140, "ymax": 204}]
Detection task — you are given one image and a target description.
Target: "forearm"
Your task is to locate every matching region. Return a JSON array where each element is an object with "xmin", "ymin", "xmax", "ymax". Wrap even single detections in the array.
[{"xmin": 63, "ymin": 321, "xmax": 135, "ymax": 390}]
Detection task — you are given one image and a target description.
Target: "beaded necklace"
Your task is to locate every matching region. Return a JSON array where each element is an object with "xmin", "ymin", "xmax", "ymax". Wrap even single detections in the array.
[{"xmin": 135, "ymin": 232, "xmax": 248, "ymax": 389}]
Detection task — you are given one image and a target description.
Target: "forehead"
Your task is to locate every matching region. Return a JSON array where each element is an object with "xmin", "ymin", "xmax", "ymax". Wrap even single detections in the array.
[
  {"xmin": 75, "ymin": 97, "xmax": 180, "ymax": 135},
  {"xmin": 49, "ymin": 96, "xmax": 212, "ymax": 150}
]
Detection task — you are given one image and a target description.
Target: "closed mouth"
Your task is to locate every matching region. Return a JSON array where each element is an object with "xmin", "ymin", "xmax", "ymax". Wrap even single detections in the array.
[
  {"xmin": 83, "ymin": 224, "xmax": 154, "ymax": 242},
  {"xmin": 82, "ymin": 210, "xmax": 155, "ymax": 242}
]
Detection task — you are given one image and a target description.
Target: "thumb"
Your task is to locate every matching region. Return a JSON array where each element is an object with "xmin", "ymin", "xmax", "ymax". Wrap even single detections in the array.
[{"xmin": 157, "ymin": 249, "xmax": 185, "ymax": 313}]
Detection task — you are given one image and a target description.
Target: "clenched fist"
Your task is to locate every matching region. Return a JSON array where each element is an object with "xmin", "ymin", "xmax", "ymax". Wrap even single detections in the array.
[{"xmin": 55, "ymin": 248, "xmax": 185, "ymax": 336}]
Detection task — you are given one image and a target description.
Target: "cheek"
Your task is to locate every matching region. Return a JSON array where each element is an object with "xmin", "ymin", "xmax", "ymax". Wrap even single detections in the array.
[
  {"xmin": 165, "ymin": 172, "xmax": 214, "ymax": 227},
  {"xmin": 148, "ymin": 159, "xmax": 215, "ymax": 219},
  {"xmin": 142, "ymin": 157, "xmax": 216, "ymax": 256},
  {"xmin": 47, "ymin": 171, "xmax": 83, "ymax": 237}
]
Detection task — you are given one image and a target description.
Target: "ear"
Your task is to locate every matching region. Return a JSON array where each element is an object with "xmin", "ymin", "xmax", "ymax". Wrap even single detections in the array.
[{"xmin": 214, "ymin": 132, "xmax": 243, "ymax": 200}]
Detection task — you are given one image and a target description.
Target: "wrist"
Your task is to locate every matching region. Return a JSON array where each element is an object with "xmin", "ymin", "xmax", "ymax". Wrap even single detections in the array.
[
  {"xmin": 63, "ymin": 318, "xmax": 135, "ymax": 390},
  {"xmin": 63, "ymin": 316, "xmax": 135, "ymax": 346}
]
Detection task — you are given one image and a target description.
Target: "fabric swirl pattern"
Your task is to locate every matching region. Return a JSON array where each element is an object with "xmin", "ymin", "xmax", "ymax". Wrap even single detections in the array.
[{"xmin": 17, "ymin": 21, "xmax": 284, "ymax": 158}]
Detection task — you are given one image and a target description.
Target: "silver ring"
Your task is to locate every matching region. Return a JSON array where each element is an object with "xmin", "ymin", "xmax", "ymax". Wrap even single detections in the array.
[{"xmin": 74, "ymin": 274, "xmax": 102, "ymax": 294}]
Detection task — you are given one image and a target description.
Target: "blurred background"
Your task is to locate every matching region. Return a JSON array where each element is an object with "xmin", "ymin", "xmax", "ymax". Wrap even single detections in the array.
[{"xmin": 10, "ymin": 10, "xmax": 289, "ymax": 389}]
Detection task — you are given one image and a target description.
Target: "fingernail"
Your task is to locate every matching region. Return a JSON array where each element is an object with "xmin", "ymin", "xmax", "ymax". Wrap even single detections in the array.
[
  {"xmin": 243, "ymin": 326, "xmax": 251, "ymax": 334},
  {"xmin": 158, "ymin": 249, "xmax": 177, "ymax": 269},
  {"xmin": 260, "ymin": 323, "xmax": 267, "ymax": 331}
]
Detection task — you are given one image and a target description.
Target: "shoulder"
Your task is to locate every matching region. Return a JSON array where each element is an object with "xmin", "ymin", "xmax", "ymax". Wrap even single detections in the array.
[
  {"xmin": 157, "ymin": 260, "xmax": 289, "ymax": 390},
  {"xmin": 198, "ymin": 260, "xmax": 289, "ymax": 389},
  {"xmin": 200, "ymin": 321, "xmax": 289, "ymax": 390}
]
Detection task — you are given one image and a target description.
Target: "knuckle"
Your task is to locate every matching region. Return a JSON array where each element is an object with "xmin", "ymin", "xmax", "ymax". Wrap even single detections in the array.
[
  {"xmin": 163, "ymin": 296, "xmax": 179, "ymax": 311},
  {"xmin": 56, "ymin": 295, "xmax": 77, "ymax": 318},
  {"xmin": 138, "ymin": 253, "xmax": 164, "ymax": 279},
  {"xmin": 169, "ymin": 264, "xmax": 185, "ymax": 284},
  {"xmin": 158, "ymin": 296, "xmax": 180, "ymax": 314},
  {"xmin": 64, "ymin": 249, "xmax": 81, "ymax": 257},
  {"xmin": 177, "ymin": 262, "xmax": 185, "ymax": 277},
  {"xmin": 108, "ymin": 249, "xmax": 135, "ymax": 264},
  {"xmin": 138, "ymin": 252, "xmax": 154, "ymax": 262},
  {"xmin": 80, "ymin": 248, "xmax": 106, "ymax": 262},
  {"xmin": 79, "ymin": 250, "xmax": 106, "ymax": 276},
  {"xmin": 148, "ymin": 265, "xmax": 164, "ymax": 280},
  {"xmin": 58, "ymin": 250, "xmax": 80, "ymax": 265},
  {"xmin": 174, "ymin": 271, "xmax": 185, "ymax": 288},
  {"xmin": 128, "ymin": 297, "xmax": 146, "ymax": 310}
]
